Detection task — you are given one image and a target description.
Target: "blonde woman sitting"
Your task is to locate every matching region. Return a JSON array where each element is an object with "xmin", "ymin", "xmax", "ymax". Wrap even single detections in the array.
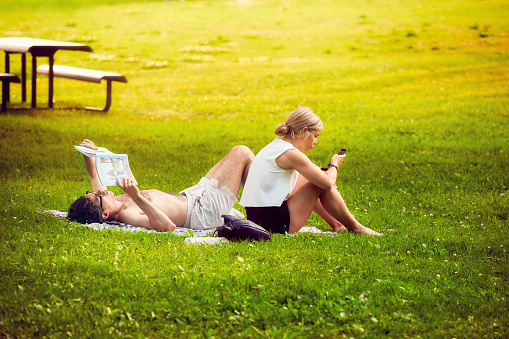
[{"xmin": 240, "ymin": 107, "xmax": 382, "ymax": 236}]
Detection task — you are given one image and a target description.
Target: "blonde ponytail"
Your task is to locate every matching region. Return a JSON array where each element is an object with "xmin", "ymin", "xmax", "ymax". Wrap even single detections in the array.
[{"xmin": 275, "ymin": 122, "xmax": 291, "ymax": 138}]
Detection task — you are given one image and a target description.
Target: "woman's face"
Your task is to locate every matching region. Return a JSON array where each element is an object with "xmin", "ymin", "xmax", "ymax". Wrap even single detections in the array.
[{"xmin": 298, "ymin": 128, "xmax": 321, "ymax": 152}]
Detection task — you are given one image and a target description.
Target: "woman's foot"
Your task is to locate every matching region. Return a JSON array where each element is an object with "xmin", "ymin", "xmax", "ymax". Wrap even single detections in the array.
[
  {"xmin": 349, "ymin": 224, "xmax": 383, "ymax": 236},
  {"xmin": 331, "ymin": 223, "xmax": 347, "ymax": 232}
]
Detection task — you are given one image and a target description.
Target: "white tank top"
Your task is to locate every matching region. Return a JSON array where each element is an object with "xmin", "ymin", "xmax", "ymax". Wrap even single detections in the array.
[{"xmin": 240, "ymin": 138, "xmax": 298, "ymax": 207}]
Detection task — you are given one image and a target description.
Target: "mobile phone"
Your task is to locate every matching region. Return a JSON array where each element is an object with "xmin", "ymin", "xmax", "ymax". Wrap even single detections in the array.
[{"xmin": 338, "ymin": 149, "xmax": 347, "ymax": 155}]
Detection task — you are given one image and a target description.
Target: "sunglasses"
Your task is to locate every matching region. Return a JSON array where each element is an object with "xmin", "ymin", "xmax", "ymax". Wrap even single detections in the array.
[{"xmin": 86, "ymin": 191, "xmax": 103, "ymax": 209}]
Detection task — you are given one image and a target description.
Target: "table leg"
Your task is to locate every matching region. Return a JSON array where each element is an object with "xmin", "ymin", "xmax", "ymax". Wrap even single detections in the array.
[
  {"xmin": 3, "ymin": 52, "xmax": 27, "ymax": 105},
  {"xmin": 21, "ymin": 53, "xmax": 26, "ymax": 103},
  {"xmin": 48, "ymin": 55, "xmax": 54, "ymax": 109},
  {"xmin": 31, "ymin": 55, "xmax": 36, "ymax": 109},
  {"xmin": 2, "ymin": 80, "xmax": 7, "ymax": 112},
  {"xmin": 4, "ymin": 52, "xmax": 10, "ymax": 103}
]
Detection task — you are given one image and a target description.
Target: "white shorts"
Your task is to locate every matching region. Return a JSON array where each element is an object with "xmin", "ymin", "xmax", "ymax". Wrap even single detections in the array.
[{"xmin": 180, "ymin": 177, "xmax": 237, "ymax": 230}]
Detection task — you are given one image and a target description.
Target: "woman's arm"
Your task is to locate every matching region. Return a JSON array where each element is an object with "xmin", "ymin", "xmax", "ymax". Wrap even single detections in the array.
[{"xmin": 276, "ymin": 149, "xmax": 344, "ymax": 190}]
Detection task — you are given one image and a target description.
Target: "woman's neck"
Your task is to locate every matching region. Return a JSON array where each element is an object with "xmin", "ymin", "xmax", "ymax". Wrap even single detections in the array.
[{"xmin": 282, "ymin": 136, "xmax": 304, "ymax": 151}]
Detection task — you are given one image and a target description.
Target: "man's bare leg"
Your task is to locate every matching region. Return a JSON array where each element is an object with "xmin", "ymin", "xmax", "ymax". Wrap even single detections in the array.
[{"xmin": 204, "ymin": 145, "xmax": 254, "ymax": 196}]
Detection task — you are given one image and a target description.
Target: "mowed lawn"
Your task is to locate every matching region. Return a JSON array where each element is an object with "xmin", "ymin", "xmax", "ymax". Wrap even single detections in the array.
[{"xmin": 1, "ymin": 0, "xmax": 508, "ymax": 337}]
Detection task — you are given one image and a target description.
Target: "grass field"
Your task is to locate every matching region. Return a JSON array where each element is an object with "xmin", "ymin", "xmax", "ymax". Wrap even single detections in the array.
[{"xmin": 1, "ymin": 0, "xmax": 508, "ymax": 337}]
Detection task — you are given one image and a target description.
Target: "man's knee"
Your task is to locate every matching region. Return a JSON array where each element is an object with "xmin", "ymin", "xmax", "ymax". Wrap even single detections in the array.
[{"xmin": 230, "ymin": 145, "xmax": 254, "ymax": 161}]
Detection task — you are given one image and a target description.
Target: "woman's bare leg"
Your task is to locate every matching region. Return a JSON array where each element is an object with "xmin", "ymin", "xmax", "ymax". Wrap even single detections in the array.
[
  {"xmin": 291, "ymin": 175, "xmax": 346, "ymax": 232},
  {"xmin": 287, "ymin": 181, "xmax": 323, "ymax": 233},
  {"xmin": 287, "ymin": 175, "xmax": 381, "ymax": 235},
  {"xmin": 313, "ymin": 199, "xmax": 347, "ymax": 232},
  {"xmin": 318, "ymin": 188, "xmax": 381, "ymax": 235}
]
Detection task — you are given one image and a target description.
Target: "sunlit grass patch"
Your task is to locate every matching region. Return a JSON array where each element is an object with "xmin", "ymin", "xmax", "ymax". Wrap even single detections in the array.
[{"xmin": 1, "ymin": 0, "xmax": 508, "ymax": 337}]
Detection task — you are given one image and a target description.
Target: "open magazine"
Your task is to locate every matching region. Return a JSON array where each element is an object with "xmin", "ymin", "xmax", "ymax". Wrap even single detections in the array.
[{"xmin": 74, "ymin": 145, "xmax": 137, "ymax": 187}]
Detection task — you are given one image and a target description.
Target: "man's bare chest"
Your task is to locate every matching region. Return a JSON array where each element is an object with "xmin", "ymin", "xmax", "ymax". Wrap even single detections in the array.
[{"xmin": 116, "ymin": 189, "xmax": 186, "ymax": 211}]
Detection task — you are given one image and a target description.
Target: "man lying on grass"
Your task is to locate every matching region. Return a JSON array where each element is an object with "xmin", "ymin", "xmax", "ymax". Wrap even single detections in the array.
[{"xmin": 67, "ymin": 139, "xmax": 254, "ymax": 232}]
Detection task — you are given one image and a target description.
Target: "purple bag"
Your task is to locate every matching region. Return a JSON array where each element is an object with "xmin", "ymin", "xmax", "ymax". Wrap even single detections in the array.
[{"xmin": 215, "ymin": 214, "xmax": 271, "ymax": 242}]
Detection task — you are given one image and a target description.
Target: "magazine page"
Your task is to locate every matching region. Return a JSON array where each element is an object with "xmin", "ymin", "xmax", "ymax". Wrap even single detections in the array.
[
  {"xmin": 74, "ymin": 145, "xmax": 114, "ymax": 157},
  {"xmin": 95, "ymin": 154, "xmax": 138, "ymax": 187}
]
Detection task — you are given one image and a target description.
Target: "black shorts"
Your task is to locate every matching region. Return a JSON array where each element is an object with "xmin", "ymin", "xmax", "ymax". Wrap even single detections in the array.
[{"xmin": 245, "ymin": 200, "xmax": 290, "ymax": 234}]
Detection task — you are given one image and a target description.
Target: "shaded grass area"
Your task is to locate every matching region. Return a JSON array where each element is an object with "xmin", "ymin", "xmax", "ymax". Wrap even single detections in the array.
[{"xmin": 1, "ymin": 0, "xmax": 509, "ymax": 337}]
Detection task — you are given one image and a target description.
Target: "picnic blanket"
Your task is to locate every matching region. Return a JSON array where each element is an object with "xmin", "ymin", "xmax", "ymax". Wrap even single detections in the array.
[{"xmin": 39, "ymin": 210, "xmax": 336, "ymax": 244}]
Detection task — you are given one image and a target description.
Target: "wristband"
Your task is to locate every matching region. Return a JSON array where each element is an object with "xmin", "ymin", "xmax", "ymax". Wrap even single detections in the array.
[{"xmin": 328, "ymin": 163, "xmax": 338, "ymax": 171}]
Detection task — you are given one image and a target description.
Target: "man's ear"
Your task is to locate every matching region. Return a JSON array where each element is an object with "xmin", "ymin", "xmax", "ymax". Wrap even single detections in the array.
[{"xmin": 102, "ymin": 211, "xmax": 110, "ymax": 221}]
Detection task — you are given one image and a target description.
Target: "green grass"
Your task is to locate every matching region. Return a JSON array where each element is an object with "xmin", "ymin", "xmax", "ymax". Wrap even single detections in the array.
[{"xmin": 1, "ymin": 0, "xmax": 508, "ymax": 337}]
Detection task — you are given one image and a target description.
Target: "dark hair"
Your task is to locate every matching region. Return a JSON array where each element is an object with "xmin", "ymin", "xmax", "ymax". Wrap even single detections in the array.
[{"xmin": 67, "ymin": 196, "xmax": 104, "ymax": 224}]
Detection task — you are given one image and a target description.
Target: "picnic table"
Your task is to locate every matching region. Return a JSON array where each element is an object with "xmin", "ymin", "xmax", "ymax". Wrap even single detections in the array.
[{"xmin": 0, "ymin": 37, "xmax": 93, "ymax": 109}]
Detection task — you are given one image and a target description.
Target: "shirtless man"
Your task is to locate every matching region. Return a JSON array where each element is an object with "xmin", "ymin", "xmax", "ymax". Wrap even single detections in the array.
[{"xmin": 67, "ymin": 139, "xmax": 254, "ymax": 231}]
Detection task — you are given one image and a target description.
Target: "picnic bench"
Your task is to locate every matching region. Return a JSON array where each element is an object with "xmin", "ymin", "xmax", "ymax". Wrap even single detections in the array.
[
  {"xmin": 37, "ymin": 65, "xmax": 127, "ymax": 112},
  {"xmin": 0, "ymin": 73, "xmax": 20, "ymax": 112},
  {"xmin": 0, "ymin": 37, "xmax": 94, "ymax": 109}
]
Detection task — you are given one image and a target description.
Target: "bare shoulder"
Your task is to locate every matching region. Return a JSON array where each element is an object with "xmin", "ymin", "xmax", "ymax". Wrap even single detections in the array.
[{"xmin": 276, "ymin": 148, "xmax": 309, "ymax": 170}]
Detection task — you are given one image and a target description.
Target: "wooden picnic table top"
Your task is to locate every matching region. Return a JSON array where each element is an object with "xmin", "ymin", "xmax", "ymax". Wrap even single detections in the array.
[{"xmin": 0, "ymin": 37, "xmax": 93, "ymax": 55}]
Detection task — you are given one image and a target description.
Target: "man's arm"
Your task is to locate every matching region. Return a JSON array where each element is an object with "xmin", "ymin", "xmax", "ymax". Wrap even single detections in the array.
[
  {"xmin": 117, "ymin": 177, "xmax": 176, "ymax": 232},
  {"xmin": 80, "ymin": 139, "xmax": 107, "ymax": 192}
]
